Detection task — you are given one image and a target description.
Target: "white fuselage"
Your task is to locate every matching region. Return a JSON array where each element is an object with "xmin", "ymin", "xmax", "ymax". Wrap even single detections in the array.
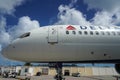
[{"xmin": 2, "ymin": 25, "xmax": 120, "ymax": 63}]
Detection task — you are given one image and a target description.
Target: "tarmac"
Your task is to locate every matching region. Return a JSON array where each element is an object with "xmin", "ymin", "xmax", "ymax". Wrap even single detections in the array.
[{"xmin": 0, "ymin": 75, "xmax": 120, "ymax": 80}]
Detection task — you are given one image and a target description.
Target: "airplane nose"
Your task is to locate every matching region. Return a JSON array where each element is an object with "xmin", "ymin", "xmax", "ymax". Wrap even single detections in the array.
[
  {"xmin": 2, "ymin": 46, "xmax": 9, "ymax": 58},
  {"xmin": 2, "ymin": 45, "xmax": 13, "ymax": 58},
  {"xmin": 1, "ymin": 39, "xmax": 19, "ymax": 59}
]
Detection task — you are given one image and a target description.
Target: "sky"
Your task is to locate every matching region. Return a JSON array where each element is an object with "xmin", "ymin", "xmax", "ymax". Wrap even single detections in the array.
[{"xmin": 0, "ymin": 0, "xmax": 120, "ymax": 66}]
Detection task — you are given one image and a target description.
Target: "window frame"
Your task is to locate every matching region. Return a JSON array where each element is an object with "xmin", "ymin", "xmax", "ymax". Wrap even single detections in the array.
[{"xmin": 19, "ymin": 32, "xmax": 30, "ymax": 38}]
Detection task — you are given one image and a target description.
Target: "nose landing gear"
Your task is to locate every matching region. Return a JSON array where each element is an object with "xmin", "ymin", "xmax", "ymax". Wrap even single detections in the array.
[{"xmin": 49, "ymin": 62, "xmax": 63, "ymax": 80}]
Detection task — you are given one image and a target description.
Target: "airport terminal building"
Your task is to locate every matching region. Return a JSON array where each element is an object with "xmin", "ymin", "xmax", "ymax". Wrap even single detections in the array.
[
  {"xmin": 0, "ymin": 64, "xmax": 119, "ymax": 77},
  {"xmin": 12, "ymin": 65, "xmax": 118, "ymax": 76}
]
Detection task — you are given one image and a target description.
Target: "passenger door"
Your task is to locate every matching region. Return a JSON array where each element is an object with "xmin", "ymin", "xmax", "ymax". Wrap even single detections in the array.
[{"xmin": 48, "ymin": 26, "xmax": 58, "ymax": 44}]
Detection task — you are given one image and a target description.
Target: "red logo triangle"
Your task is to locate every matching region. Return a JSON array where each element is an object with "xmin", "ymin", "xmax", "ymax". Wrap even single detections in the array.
[{"xmin": 66, "ymin": 25, "xmax": 76, "ymax": 30}]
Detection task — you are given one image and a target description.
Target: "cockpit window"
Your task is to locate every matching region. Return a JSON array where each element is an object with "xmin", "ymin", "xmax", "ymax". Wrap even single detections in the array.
[{"xmin": 19, "ymin": 32, "xmax": 30, "ymax": 38}]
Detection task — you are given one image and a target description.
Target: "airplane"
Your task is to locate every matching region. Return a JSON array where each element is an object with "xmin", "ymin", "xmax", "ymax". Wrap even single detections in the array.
[{"xmin": 2, "ymin": 25, "xmax": 120, "ymax": 79}]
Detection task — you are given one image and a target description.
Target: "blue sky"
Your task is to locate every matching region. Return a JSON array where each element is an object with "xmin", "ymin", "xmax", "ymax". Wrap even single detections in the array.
[{"xmin": 0, "ymin": 0, "xmax": 120, "ymax": 65}]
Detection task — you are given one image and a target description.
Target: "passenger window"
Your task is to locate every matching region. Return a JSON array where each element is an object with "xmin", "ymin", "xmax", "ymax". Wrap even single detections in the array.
[
  {"xmin": 84, "ymin": 31, "xmax": 88, "ymax": 35},
  {"xmin": 90, "ymin": 31, "xmax": 93, "ymax": 35},
  {"xmin": 79, "ymin": 31, "xmax": 82, "ymax": 35},
  {"xmin": 101, "ymin": 31, "xmax": 105, "ymax": 35},
  {"xmin": 117, "ymin": 32, "xmax": 120, "ymax": 35},
  {"xmin": 95, "ymin": 31, "xmax": 99, "ymax": 35},
  {"xmin": 112, "ymin": 31, "xmax": 116, "ymax": 35},
  {"xmin": 72, "ymin": 31, "xmax": 76, "ymax": 35},
  {"xmin": 106, "ymin": 31, "xmax": 110, "ymax": 35},
  {"xmin": 66, "ymin": 31, "xmax": 69, "ymax": 34}
]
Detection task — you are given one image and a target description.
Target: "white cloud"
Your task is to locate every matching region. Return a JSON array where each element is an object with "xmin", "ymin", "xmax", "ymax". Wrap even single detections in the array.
[
  {"xmin": 0, "ymin": 17, "xmax": 10, "ymax": 47},
  {"xmin": 84, "ymin": 0, "xmax": 120, "ymax": 12},
  {"xmin": 0, "ymin": 0, "xmax": 24, "ymax": 15},
  {"xmin": 113, "ymin": 10, "xmax": 120, "ymax": 25},
  {"xmin": 55, "ymin": 0, "xmax": 120, "ymax": 26},
  {"xmin": 91, "ymin": 11, "xmax": 113, "ymax": 26},
  {"xmin": 55, "ymin": 4, "xmax": 90, "ymax": 26},
  {"xmin": 0, "ymin": 17, "xmax": 6, "ymax": 30},
  {"xmin": 8, "ymin": 16, "xmax": 40, "ymax": 39},
  {"xmin": 0, "ymin": 31, "xmax": 10, "ymax": 46},
  {"xmin": 91, "ymin": 10, "xmax": 120, "ymax": 26},
  {"xmin": 83, "ymin": 0, "xmax": 120, "ymax": 26}
]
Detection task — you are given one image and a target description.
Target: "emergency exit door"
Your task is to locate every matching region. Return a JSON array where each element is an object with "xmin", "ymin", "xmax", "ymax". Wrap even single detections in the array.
[{"xmin": 48, "ymin": 27, "xmax": 58, "ymax": 44}]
